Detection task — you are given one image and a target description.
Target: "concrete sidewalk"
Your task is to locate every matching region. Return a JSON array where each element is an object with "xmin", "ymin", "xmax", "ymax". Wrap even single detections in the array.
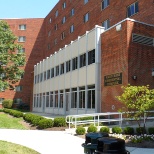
[{"xmin": 0, "ymin": 129, "xmax": 154, "ymax": 154}]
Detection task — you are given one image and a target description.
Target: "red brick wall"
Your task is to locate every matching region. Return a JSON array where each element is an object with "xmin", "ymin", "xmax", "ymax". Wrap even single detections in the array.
[
  {"xmin": 0, "ymin": 19, "xmax": 45, "ymax": 109},
  {"xmin": 101, "ymin": 20, "xmax": 154, "ymax": 112},
  {"xmin": 128, "ymin": 21, "xmax": 154, "ymax": 89},
  {"xmin": 101, "ymin": 20, "xmax": 129, "ymax": 112}
]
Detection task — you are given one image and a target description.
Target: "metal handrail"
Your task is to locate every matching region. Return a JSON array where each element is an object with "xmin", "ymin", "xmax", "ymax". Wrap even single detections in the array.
[
  {"xmin": 66, "ymin": 112, "xmax": 123, "ymax": 129},
  {"xmin": 65, "ymin": 111, "xmax": 154, "ymax": 129}
]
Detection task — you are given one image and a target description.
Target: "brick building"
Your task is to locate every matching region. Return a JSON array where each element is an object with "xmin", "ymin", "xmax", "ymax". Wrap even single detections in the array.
[{"xmin": 0, "ymin": 0, "xmax": 154, "ymax": 115}]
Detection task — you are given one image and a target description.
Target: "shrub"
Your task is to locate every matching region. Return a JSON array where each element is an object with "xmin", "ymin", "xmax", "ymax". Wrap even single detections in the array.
[
  {"xmin": 31, "ymin": 115, "xmax": 45, "ymax": 126},
  {"xmin": 76, "ymin": 126, "xmax": 86, "ymax": 135},
  {"xmin": 100, "ymin": 126, "xmax": 109, "ymax": 133},
  {"xmin": 112, "ymin": 126, "xmax": 122, "ymax": 134},
  {"xmin": 148, "ymin": 127, "xmax": 154, "ymax": 135},
  {"xmin": 87, "ymin": 125, "xmax": 97, "ymax": 133},
  {"xmin": 136, "ymin": 127, "xmax": 146, "ymax": 135},
  {"xmin": 54, "ymin": 117, "xmax": 66, "ymax": 127},
  {"xmin": 2, "ymin": 99, "xmax": 13, "ymax": 109},
  {"xmin": 9, "ymin": 110, "xmax": 23, "ymax": 118},
  {"xmin": 38, "ymin": 119, "xmax": 54, "ymax": 129},
  {"xmin": 23, "ymin": 113, "xmax": 34, "ymax": 123},
  {"xmin": 123, "ymin": 127, "xmax": 134, "ymax": 135}
]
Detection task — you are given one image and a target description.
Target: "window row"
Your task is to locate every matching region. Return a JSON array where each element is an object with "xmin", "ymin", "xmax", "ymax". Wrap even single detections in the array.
[
  {"xmin": 34, "ymin": 49, "xmax": 95, "ymax": 84},
  {"xmin": 33, "ymin": 85, "xmax": 95, "ymax": 109}
]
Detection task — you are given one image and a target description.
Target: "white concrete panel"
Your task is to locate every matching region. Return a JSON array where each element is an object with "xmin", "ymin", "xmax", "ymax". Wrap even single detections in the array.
[
  {"xmin": 87, "ymin": 64, "xmax": 96, "ymax": 85},
  {"xmin": 45, "ymin": 79, "xmax": 51, "ymax": 92},
  {"xmin": 49, "ymin": 79, "xmax": 55, "ymax": 91},
  {"xmin": 79, "ymin": 35, "xmax": 86, "ymax": 55},
  {"xmin": 87, "ymin": 30, "xmax": 95, "ymax": 51},
  {"xmin": 59, "ymin": 75, "xmax": 65, "ymax": 89},
  {"xmin": 54, "ymin": 77, "xmax": 60, "ymax": 91},
  {"xmin": 65, "ymin": 45, "xmax": 71, "ymax": 61},
  {"xmin": 71, "ymin": 70, "xmax": 78, "ymax": 87},
  {"xmin": 70, "ymin": 109, "xmax": 78, "ymax": 115},
  {"xmin": 78, "ymin": 67, "xmax": 86, "ymax": 86},
  {"xmin": 50, "ymin": 55, "xmax": 55, "ymax": 68},
  {"xmin": 71, "ymin": 40, "xmax": 79, "ymax": 58},
  {"xmin": 65, "ymin": 73, "xmax": 71, "ymax": 89},
  {"xmin": 58, "ymin": 49, "xmax": 65, "ymax": 64},
  {"xmin": 54, "ymin": 53, "xmax": 59, "ymax": 66}
]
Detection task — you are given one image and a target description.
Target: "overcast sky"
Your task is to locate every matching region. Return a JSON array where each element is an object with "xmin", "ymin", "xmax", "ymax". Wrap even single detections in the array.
[{"xmin": 0, "ymin": 0, "xmax": 58, "ymax": 19}]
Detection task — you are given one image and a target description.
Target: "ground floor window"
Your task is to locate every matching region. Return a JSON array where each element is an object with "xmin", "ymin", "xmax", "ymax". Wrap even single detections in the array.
[
  {"xmin": 87, "ymin": 85, "xmax": 95, "ymax": 109},
  {"xmin": 33, "ymin": 85, "xmax": 95, "ymax": 110},
  {"xmin": 79, "ymin": 87, "xmax": 85, "ymax": 108},
  {"xmin": 55, "ymin": 91, "xmax": 58, "ymax": 108},
  {"xmin": 50, "ymin": 92, "xmax": 53, "ymax": 107},
  {"xmin": 60, "ymin": 90, "xmax": 63, "ymax": 108},
  {"xmin": 71, "ymin": 88, "xmax": 77, "ymax": 108},
  {"xmin": 46, "ymin": 92, "xmax": 49, "ymax": 107}
]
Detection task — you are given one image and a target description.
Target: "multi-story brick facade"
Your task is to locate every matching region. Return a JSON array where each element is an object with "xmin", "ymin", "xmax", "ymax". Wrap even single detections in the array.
[{"xmin": 0, "ymin": 0, "xmax": 154, "ymax": 114}]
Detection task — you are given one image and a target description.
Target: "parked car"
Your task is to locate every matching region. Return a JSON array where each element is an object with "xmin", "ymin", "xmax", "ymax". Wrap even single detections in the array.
[{"xmin": 16, "ymin": 102, "xmax": 30, "ymax": 110}]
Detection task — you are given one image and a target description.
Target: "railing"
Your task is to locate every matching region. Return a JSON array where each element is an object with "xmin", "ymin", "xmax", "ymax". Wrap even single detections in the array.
[
  {"xmin": 66, "ymin": 112, "xmax": 123, "ymax": 129},
  {"xmin": 65, "ymin": 111, "xmax": 154, "ymax": 129}
]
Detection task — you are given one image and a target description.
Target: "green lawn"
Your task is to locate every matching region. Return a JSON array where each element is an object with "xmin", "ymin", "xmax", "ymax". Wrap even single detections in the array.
[
  {"xmin": 0, "ymin": 113, "xmax": 26, "ymax": 129},
  {"xmin": 0, "ymin": 140, "xmax": 39, "ymax": 154}
]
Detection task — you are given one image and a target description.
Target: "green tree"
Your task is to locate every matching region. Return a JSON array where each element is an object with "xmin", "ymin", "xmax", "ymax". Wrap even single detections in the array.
[
  {"xmin": 116, "ymin": 85, "xmax": 154, "ymax": 132},
  {"xmin": 0, "ymin": 20, "xmax": 25, "ymax": 90}
]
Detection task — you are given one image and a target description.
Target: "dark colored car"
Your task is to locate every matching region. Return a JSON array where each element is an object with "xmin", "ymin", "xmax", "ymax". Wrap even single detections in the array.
[{"xmin": 16, "ymin": 102, "xmax": 30, "ymax": 110}]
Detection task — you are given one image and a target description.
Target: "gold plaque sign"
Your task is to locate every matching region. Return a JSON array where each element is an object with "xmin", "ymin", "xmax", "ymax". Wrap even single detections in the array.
[{"xmin": 104, "ymin": 73, "xmax": 122, "ymax": 86}]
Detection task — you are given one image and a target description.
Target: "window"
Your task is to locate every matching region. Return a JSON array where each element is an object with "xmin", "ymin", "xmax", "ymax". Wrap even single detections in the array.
[
  {"xmin": 14, "ymin": 98, "xmax": 22, "ymax": 104},
  {"xmin": 44, "ymin": 71, "xmax": 46, "ymax": 81},
  {"xmin": 102, "ymin": 0, "xmax": 109, "ymax": 10},
  {"xmin": 102, "ymin": 19, "xmax": 110, "ymax": 30},
  {"xmin": 18, "ymin": 48, "xmax": 25, "ymax": 53},
  {"xmin": 62, "ymin": 2, "xmax": 66, "ymax": 9},
  {"xmin": 55, "ymin": 24, "xmax": 58, "ymax": 30},
  {"xmin": 18, "ymin": 36, "xmax": 26, "ymax": 42},
  {"xmin": 50, "ymin": 92, "xmax": 53, "ymax": 107},
  {"xmin": 127, "ymin": 2, "xmax": 139, "ymax": 17},
  {"xmin": 61, "ymin": 31, "xmax": 65, "ymax": 40},
  {"xmin": 59, "ymin": 90, "xmax": 63, "ymax": 108},
  {"xmin": 55, "ymin": 91, "xmax": 58, "ymax": 108},
  {"xmin": 87, "ymin": 85, "xmax": 95, "ymax": 109},
  {"xmin": 84, "ymin": 12, "xmax": 89, "ymax": 23},
  {"xmin": 47, "ymin": 44, "xmax": 51, "ymax": 50},
  {"xmin": 49, "ymin": 18, "xmax": 52, "ymax": 23},
  {"xmin": 66, "ymin": 60, "xmax": 71, "ymax": 72},
  {"xmin": 48, "ymin": 30, "xmax": 51, "ymax": 37},
  {"xmin": 47, "ymin": 69, "xmax": 50, "ymax": 79},
  {"xmin": 71, "ymin": 88, "xmax": 77, "ymax": 108},
  {"xmin": 54, "ymin": 38, "xmax": 57, "ymax": 45},
  {"xmin": 0, "ymin": 98, "xmax": 4, "ymax": 104},
  {"xmin": 15, "ymin": 86, "xmax": 23, "ymax": 92},
  {"xmin": 46, "ymin": 92, "xmax": 49, "ymax": 107},
  {"xmin": 40, "ymin": 73, "xmax": 43, "ymax": 82},
  {"xmin": 70, "ymin": 24, "xmax": 74, "ymax": 33},
  {"xmin": 72, "ymin": 57, "xmax": 78, "ymax": 70},
  {"xmin": 79, "ymin": 87, "xmax": 85, "ymax": 108},
  {"xmin": 19, "ymin": 24, "xmax": 26, "ymax": 30},
  {"xmin": 51, "ymin": 68, "xmax": 54, "ymax": 78},
  {"xmin": 55, "ymin": 10, "xmax": 58, "ymax": 17},
  {"xmin": 84, "ymin": 0, "xmax": 89, "ymax": 4},
  {"xmin": 70, "ymin": 8, "xmax": 75, "ymax": 16},
  {"xmin": 88, "ymin": 49, "xmax": 95, "ymax": 65},
  {"xmin": 56, "ymin": 66, "xmax": 59, "ymax": 76},
  {"xmin": 60, "ymin": 63, "xmax": 64, "ymax": 74},
  {"xmin": 62, "ymin": 16, "xmax": 66, "ymax": 24},
  {"xmin": 80, "ymin": 53, "xmax": 86, "ymax": 68}
]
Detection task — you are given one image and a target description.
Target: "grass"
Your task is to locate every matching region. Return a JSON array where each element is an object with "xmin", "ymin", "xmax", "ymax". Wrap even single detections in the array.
[
  {"xmin": 0, "ymin": 113, "xmax": 26, "ymax": 129},
  {"xmin": 0, "ymin": 140, "xmax": 39, "ymax": 154}
]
